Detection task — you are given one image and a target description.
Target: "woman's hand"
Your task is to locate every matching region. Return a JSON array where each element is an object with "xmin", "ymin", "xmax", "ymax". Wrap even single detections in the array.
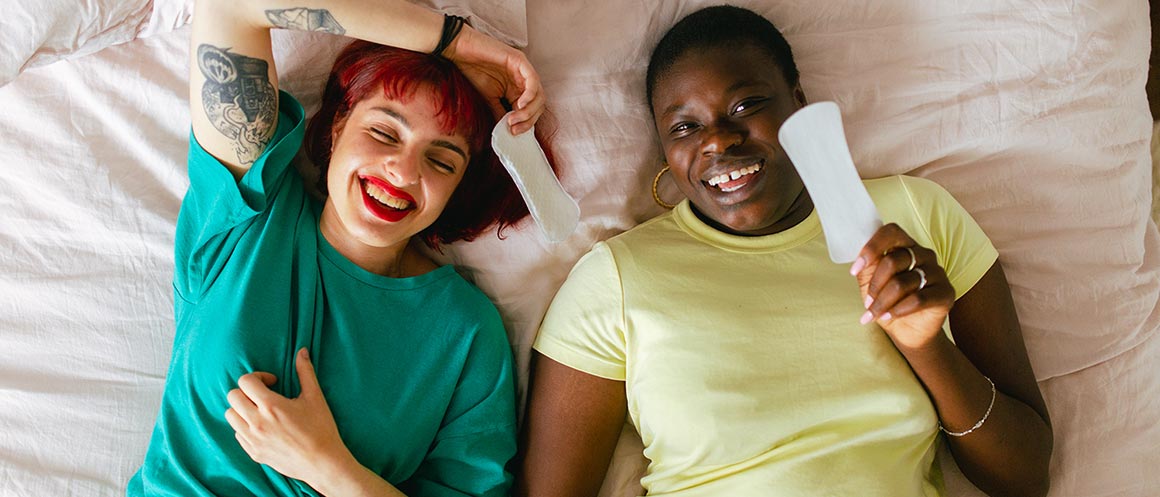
[
  {"xmin": 443, "ymin": 25, "xmax": 544, "ymax": 135},
  {"xmin": 850, "ymin": 223, "xmax": 957, "ymax": 352},
  {"xmin": 225, "ymin": 348, "xmax": 355, "ymax": 488}
]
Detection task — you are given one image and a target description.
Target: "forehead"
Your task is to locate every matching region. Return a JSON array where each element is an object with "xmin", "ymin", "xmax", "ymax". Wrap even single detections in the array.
[
  {"xmin": 351, "ymin": 83, "xmax": 473, "ymax": 143},
  {"xmin": 652, "ymin": 43, "xmax": 789, "ymax": 110}
]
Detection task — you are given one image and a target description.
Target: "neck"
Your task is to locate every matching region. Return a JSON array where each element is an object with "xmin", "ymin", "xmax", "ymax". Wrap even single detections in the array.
[
  {"xmin": 695, "ymin": 187, "xmax": 815, "ymax": 237},
  {"xmin": 318, "ymin": 204, "xmax": 418, "ymax": 278}
]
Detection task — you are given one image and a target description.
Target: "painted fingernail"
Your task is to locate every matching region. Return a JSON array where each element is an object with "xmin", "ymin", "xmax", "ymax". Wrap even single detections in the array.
[
  {"xmin": 850, "ymin": 257, "xmax": 866, "ymax": 275},
  {"xmin": 860, "ymin": 311, "xmax": 873, "ymax": 325},
  {"xmin": 863, "ymin": 295, "xmax": 874, "ymax": 309},
  {"xmin": 881, "ymin": 312, "xmax": 893, "ymax": 322}
]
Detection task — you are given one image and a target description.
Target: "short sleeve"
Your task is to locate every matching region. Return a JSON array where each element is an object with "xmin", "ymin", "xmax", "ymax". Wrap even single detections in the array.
[
  {"xmin": 898, "ymin": 176, "xmax": 999, "ymax": 299},
  {"xmin": 173, "ymin": 91, "xmax": 306, "ymax": 300},
  {"xmin": 533, "ymin": 242, "xmax": 628, "ymax": 381},
  {"xmin": 401, "ymin": 306, "xmax": 517, "ymax": 497}
]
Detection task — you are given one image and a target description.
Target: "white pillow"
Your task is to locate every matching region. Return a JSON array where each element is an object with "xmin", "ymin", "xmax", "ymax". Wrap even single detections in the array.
[
  {"xmin": 0, "ymin": 0, "xmax": 161, "ymax": 87},
  {"xmin": 0, "ymin": 0, "xmax": 526, "ymax": 88}
]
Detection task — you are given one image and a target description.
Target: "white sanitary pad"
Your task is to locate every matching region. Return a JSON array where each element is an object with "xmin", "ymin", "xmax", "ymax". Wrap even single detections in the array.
[
  {"xmin": 778, "ymin": 101, "xmax": 882, "ymax": 263},
  {"xmin": 491, "ymin": 116, "xmax": 580, "ymax": 243}
]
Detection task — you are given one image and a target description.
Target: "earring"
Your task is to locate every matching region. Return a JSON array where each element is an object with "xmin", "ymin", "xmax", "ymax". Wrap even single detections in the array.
[{"xmin": 652, "ymin": 164, "xmax": 677, "ymax": 209}]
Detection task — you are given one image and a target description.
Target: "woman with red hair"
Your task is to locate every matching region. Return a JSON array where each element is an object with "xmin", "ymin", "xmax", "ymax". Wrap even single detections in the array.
[{"xmin": 128, "ymin": 0, "xmax": 546, "ymax": 495}]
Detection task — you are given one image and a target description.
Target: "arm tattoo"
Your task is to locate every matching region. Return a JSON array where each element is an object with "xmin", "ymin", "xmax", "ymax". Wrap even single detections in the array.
[
  {"xmin": 197, "ymin": 44, "xmax": 277, "ymax": 166},
  {"xmin": 265, "ymin": 8, "xmax": 346, "ymax": 35}
]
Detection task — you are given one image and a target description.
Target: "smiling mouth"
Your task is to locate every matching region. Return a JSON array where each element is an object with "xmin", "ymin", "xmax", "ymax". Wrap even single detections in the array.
[
  {"xmin": 364, "ymin": 180, "xmax": 413, "ymax": 210},
  {"xmin": 705, "ymin": 160, "xmax": 763, "ymax": 193},
  {"xmin": 359, "ymin": 176, "xmax": 415, "ymax": 222}
]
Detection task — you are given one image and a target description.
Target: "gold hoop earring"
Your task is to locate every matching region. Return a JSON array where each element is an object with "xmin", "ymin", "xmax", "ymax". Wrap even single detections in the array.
[{"xmin": 652, "ymin": 164, "xmax": 677, "ymax": 209}]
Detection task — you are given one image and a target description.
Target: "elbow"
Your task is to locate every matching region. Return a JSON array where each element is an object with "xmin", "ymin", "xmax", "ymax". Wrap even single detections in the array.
[
  {"xmin": 1012, "ymin": 463, "xmax": 1052, "ymax": 497},
  {"xmin": 978, "ymin": 471, "xmax": 1051, "ymax": 497},
  {"xmin": 975, "ymin": 442, "xmax": 1053, "ymax": 497}
]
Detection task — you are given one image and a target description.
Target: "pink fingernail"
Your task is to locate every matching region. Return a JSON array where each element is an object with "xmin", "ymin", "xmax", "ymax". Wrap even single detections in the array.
[
  {"xmin": 863, "ymin": 295, "xmax": 874, "ymax": 309},
  {"xmin": 881, "ymin": 312, "xmax": 893, "ymax": 322},
  {"xmin": 850, "ymin": 257, "xmax": 866, "ymax": 275},
  {"xmin": 860, "ymin": 311, "xmax": 873, "ymax": 325}
]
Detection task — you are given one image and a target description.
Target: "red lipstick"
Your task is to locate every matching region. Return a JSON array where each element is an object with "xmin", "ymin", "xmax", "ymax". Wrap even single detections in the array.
[{"xmin": 359, "ymin": 175, "xmax": 415, "ymax": 222}]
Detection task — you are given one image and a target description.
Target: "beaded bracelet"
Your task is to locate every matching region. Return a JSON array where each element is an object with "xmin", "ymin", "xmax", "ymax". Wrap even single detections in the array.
[
  {"xmin": 431, "ymin": 14, "xmax": 467, "ymax": 57},
  {"xmin": 939, "ymin": 375, "xmax": 996, "ymax": 437}
]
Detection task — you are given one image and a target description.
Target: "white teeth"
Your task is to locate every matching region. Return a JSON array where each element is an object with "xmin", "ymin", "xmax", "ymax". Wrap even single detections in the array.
[
  {"xmin": 707, "ymin": 163, "xmax": 763, "ymax": 187},
  {"xmin": 365, "ymin": 182, "xmax": 412, "ymax": 210}
]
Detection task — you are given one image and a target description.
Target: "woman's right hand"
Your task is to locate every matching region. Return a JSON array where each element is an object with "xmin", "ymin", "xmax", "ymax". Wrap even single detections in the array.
[{"xmin": 443, "ymin": 25, "xmax": 545, "ymax": 135}]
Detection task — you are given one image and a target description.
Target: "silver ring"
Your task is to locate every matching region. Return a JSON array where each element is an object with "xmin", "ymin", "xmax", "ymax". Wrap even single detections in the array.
[
  {"xmin": 904, "ymin": 246, "xmax": 917, "ymax": 272},
  {"xmin": 914, "ymin": 266, "xmax": 927, "ymax": 290}
]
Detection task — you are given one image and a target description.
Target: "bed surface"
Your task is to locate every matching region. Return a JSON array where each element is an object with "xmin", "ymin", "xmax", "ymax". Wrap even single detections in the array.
[{"xmin": 1, "ymin": 0, "xmax": 1157, "ymax": 495}]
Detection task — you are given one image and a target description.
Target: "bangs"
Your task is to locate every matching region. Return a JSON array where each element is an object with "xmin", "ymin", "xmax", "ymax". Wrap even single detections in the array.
[{"xmin": 341, "ymin": 50, "xmax": 491, "ymax": 152}]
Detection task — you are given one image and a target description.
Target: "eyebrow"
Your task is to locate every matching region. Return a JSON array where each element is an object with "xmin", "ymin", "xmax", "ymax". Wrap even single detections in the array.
[
  {"xmin": 432, "ymin": 140, "xmax": 467, "ymax": 161},
  {"xmin": 659, "ymin": 80, "xmax": 767, "ymax": 118},
  {"xmin": 368, "ymin": 107, "xmax": 467, "ymax": 161},
  {"xmin": 370, "ymin": 107, "xmax": 409, "ymax": 128}
]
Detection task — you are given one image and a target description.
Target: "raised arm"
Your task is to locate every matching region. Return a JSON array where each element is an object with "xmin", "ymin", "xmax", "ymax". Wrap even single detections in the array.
[
  {"xmin": 855, "ymin": 225, "xmax": 1053, "ymax": 497},
  {"xmin": 190, "ymin": 0, "xmax": 543, "ymax": 179},
  {"xmin": 515, "ymin": 353, "xmax": 628, "ymax": 497}
]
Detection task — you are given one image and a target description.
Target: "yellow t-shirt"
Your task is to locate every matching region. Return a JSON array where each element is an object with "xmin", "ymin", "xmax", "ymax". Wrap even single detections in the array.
[{"xmin": 533, "ymin": 176, "xmax": 998, "ymax": 497}]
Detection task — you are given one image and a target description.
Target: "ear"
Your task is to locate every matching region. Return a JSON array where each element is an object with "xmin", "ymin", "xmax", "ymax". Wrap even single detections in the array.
[{"xmin": 792, "ymin": 84, "xmax": 807, "ymax": 108}]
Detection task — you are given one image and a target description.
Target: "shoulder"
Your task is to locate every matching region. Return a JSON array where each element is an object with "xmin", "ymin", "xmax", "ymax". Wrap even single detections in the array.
[
  {"xmin": 864, "ymin": 175, "xmax": 952, "ymax": 209},
  {"xmin": 595, "ymin": 210, "xmax": 687, "ymax": 261},
  {"xmin": 440, "ymin": 269, "xmax": 503, "ymax": 315},
  {"xmin": 413, "ymin": 269, "xmax": 512, "ymax": 368},
  {"xmin": 864, "ymin": 175, "xmax": 968, "ymax": 228},
  {"xmin": 610, "ymin": 210, "xmax": 681, "ymax": 242}
]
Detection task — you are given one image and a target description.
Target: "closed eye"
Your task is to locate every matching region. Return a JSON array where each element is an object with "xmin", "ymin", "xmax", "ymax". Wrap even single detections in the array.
[
  {"xmin": 370, "ymin": 127, "xmax": 398, "ymax": 144},
  {"xmin": 429, "ymin": 158, "xmax": 455, "ymax": 174}
]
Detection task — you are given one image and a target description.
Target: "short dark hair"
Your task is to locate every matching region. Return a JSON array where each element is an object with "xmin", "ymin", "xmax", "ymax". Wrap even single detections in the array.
[{"xmin": 645, "ymin": 5, "xmax": 800, "ymax": 109}]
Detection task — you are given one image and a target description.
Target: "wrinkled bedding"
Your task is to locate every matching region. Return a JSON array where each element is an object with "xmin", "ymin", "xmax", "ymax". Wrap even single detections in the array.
[{"xmin": 0, "ymin": 0, "xmax": 1156, "ymax": 496}]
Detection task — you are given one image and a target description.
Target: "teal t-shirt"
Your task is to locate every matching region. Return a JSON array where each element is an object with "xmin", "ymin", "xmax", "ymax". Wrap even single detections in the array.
[{"xmin": 128, "ymin": 93, "xmax": 517, "ymax": 497}]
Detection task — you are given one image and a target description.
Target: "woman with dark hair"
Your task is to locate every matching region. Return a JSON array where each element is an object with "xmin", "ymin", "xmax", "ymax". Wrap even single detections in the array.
[
  {"xmin": 128, "ymin": 0, "xmax": 546, "ymax": 495},
  {"xmin": 518, "ymin": 5, "xmax": 1051, "ymax": 497}
]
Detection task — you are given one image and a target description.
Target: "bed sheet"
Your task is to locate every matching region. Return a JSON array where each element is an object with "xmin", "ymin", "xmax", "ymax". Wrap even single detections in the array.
[{"xmin": 1, "ymin": 0, "xmax": 1158, "ymax": 496}]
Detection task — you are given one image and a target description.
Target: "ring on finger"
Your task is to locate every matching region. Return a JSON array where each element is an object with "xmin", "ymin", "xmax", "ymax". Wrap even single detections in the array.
[
  {"xmin": 904, "ymin": 246, "xmax": 917, "ymax": 272},
  {"xmin": 913, "ymin": 266, "xmax": 927, "ymax": 290}
]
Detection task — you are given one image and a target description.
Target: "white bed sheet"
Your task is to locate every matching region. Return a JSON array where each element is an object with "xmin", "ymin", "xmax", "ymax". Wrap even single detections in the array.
[{"xmin": 1, "ymin": 0, "xmax": 1158, "ymax": 496}]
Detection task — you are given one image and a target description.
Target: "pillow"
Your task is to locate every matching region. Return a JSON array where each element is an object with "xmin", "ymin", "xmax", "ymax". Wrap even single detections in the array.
[
  {"xmin": 0, "ymin": 0, "xmax": 526, "ymax": 88},
  {"xmin": 0, "ymin": 0, "xmax": 160, "ymax": 87}
]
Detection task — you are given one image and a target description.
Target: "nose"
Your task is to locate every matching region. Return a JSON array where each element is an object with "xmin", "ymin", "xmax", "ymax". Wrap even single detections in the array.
[
  {"xmin": 700, "ymin": 118, "xmax": 746, "ymax": 156},
  {"xmin": 385, "ymin": 152, "xmax": 421, "ymax": 186}
]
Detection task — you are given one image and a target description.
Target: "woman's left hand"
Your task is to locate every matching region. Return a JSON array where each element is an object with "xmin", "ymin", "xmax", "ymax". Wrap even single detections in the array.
[
  {"xmin": 442, "ymin": 24, "xmax": 544, "ymax": 135},
  {"xmin": 850, "ymin": 223, "xmax": 957, "ymax": 352},
  {"xmin": 225, "ymin": 348, "xmax": 355, "ymax": 486}
]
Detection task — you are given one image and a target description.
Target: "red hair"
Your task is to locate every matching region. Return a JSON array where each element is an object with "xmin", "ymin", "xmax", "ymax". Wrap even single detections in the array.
[{"xmin": 305, "ymin": 40, "xmax": 557, "ymax": 246}]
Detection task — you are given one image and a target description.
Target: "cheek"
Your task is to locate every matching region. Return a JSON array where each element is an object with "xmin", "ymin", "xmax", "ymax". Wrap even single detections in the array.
[
  {"xmin": 662, "ymin": 150, "xmax": 697, "ymax": 190},
  {"xmin": 426, "ymin": 174, "xmax": 465, "ymax": 209}
]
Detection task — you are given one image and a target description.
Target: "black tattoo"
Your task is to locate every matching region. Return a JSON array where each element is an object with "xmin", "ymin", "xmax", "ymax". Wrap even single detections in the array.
[
  {"xmin": 197, "ymin": 44, "xmax": 277, "ymax": 165},
  {"xmin": 265, "ymin": 8, "xmax": 346, "ymax": 35}
]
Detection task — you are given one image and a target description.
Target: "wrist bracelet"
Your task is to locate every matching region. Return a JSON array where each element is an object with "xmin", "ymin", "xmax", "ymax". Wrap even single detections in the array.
[
  {"xmin": 431, "ymin": 14, "xmax": 467, "ymax": 57},
  {"xmin": 939, "ymin": 375, "xmax": 996, "ymax": 437}
]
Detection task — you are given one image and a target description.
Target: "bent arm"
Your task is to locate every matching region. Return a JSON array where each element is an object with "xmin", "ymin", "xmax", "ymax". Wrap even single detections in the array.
[
  {"xmin": 191, "ymin": 0, "xmax": 446, "ymax": 177},
  {"xmin": 902, "ymin": 263, "xmax": 1053, "ymax": 497},
  {"xmin": 515, "ymin": 353, "xmax": 628, "ymax": 497}
]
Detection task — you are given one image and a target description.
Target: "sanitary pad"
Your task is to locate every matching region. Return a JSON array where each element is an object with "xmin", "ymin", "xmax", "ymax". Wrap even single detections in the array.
[
  {"xmin": 491, "ymin": 115, "xmax": 580, "ymax": 242},
  {"xmin": 778, "ymin": 101, "xmax": 882, "ymax": 263}
]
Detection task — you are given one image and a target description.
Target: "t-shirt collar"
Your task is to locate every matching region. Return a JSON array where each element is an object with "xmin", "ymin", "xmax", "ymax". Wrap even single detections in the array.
[{"xmin": 671, "ymin": 199, "xmax": 821, "ymax": 253}]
